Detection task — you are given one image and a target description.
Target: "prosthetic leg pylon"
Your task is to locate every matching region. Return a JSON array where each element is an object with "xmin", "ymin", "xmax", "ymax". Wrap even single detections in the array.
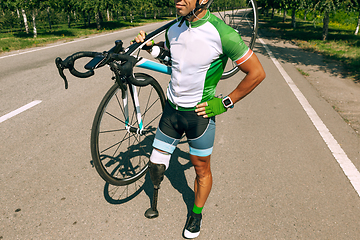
[{"xmin": 145, "ymin": 162, "xmax": 166, "ymax": 219}]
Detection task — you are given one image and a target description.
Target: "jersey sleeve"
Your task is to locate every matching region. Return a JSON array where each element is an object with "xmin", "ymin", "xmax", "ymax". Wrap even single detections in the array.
[
  {"xmin": 222, "ymin": 27, "xmax": 253, "ymax": 66},
  {"xmin": 211, "ymin": 15, "xmax": 253, "ymax": 66}
]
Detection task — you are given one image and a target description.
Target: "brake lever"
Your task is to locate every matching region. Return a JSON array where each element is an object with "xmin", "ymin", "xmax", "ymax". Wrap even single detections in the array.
[{"xmin": 55, "ymin": 57, "xmax": 69, "ymax": 89}]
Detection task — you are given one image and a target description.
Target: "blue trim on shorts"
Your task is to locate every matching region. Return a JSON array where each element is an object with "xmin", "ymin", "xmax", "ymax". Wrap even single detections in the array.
[
  {"xmin": 187, "ymin": 118, "xmax": 216, "ymax": 156},
  {"xmin": 189, "ymin": 147, "xmax": 213, "ymax": 157},
  {"xmin": 153, "ymin": 139, "xmax": 176, "ymax": 154}
]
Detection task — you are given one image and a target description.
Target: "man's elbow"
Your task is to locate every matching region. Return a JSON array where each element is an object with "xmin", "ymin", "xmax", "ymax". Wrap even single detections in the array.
[
  {"xmin": 255, "ymin": 68, "xmax": 266, "ymax": 84},
  {"xmin": 260, "ymin": 68, "xmax": 266, "ymax": 81}
]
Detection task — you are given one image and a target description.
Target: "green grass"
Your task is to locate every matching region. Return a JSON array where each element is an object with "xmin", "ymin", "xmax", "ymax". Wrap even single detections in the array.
[
  {"xmin": 296, "ymin": 68, "xmax": 309, "ymax": 77},
  {"xmin": 259, "ymin": 14, "xmax": 360, "ymax": 82},
  {"xmin": 0, "ymin": 17, "xmax": 172, "ymax": 53}
]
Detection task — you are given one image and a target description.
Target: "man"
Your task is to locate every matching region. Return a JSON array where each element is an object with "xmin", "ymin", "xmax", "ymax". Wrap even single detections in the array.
[{"xmin": 134, "ymin": 0, "xmax": 265, "ymax": 238}]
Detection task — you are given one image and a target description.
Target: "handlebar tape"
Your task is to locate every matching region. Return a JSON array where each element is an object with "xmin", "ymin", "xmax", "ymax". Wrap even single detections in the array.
[{"xmin": 62, "ymin": 51, "xmax": 99, "ymax": 78}]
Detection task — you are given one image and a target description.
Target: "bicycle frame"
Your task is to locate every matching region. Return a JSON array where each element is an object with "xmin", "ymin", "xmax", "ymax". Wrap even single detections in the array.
[{"xmin": 120, "ymin": 58, "xmax": 170, "ymax": 136}]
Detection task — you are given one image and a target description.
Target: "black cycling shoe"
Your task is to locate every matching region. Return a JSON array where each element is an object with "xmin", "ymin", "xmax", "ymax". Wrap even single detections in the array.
[{"xmin": 183, "ymin": 212, "xmax": 202, "ymax": 239}]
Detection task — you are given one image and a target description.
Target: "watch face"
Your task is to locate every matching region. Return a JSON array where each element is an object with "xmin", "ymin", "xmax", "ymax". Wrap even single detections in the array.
[{"xmin": 223, "ymin": 98, "xmax": 231, "ymax": 106}]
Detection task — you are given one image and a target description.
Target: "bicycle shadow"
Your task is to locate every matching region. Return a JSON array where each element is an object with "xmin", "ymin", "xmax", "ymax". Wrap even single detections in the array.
[{"xmin": 101, "ymin": 137, "xmax": 195, "ymax": 214}]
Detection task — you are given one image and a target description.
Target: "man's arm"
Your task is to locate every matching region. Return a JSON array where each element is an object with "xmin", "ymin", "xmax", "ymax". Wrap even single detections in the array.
[
  {"xmin": 195, "ymin": 53, "xmax": 266, "ymax": 118},
  {"xmin": 227, "ymin": 53, "xmax": 266, "ymax": 104}
]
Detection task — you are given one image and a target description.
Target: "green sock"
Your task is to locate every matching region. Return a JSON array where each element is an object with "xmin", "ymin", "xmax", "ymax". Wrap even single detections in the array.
[{"xmin": 192, "ymin": 204, "xmax": 203, "ymax": 214}]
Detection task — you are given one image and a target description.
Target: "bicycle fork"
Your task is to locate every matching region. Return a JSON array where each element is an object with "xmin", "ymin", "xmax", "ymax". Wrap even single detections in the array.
[{"xmin": 123, "ymin": 84, "xmax": 144, "ymax": 135}]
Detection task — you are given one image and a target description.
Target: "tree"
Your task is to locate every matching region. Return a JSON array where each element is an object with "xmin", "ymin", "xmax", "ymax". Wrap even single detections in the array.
[
  {"xmin": 349, "ymin": 0, "xmax": 360, "ymax": 35},
  {"xmin": 356, "ymin": 11, "xmax": 360, "ymax": 35},
  {"xmin": 40, "ymin": 0, "xmax": 56, "ymax": 29},
  {"xmin": 0, "ymin": 0, "xmax": 22, "ymax": 30},
  {"xmin": 311, "ymin": 0, "xmax": 346, "ymax": 40},
  {"xmin": 10, "ymin": 0, "xmax": 30, "ymax": 34}
]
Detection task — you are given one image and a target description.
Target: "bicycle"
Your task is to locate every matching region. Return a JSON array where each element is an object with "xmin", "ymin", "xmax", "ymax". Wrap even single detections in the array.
[{"xmin": 55, "ymin": 0, "xmax": 258, "ymax": 188}]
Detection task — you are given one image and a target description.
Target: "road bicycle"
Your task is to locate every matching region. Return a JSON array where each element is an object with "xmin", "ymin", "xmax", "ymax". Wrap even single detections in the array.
[{"xmin": 55, "ymin": 0, "xmax": 258, "ymax": 188}]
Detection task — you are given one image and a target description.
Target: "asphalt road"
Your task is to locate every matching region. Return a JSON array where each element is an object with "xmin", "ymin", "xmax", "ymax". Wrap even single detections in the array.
[{"xmin": 1, "ymin": 20, "xmax": 360, "ymax": 239}]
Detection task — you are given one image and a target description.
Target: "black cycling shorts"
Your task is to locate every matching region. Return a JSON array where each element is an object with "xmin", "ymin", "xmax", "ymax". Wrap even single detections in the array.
[{"xmin": 152, "ymin": 100, "xmax": 216, "ymax": 157}]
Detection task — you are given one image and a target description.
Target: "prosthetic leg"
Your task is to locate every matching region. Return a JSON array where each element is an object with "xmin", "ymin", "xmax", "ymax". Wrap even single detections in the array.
[{"xmin": 145, "ymin": 161, "xmax": 166, "ymax": 218}]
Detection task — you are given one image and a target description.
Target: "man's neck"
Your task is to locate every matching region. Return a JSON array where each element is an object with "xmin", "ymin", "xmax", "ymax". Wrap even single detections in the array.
[{"xmin": 188, "ymin": 9, "xmax": 207, "ymax": 22}]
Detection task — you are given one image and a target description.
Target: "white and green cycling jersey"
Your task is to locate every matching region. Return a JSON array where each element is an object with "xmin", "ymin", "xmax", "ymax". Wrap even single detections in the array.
[{"xmin": 164, "ymin": 10, "xmax": 253, "ymax": 110}]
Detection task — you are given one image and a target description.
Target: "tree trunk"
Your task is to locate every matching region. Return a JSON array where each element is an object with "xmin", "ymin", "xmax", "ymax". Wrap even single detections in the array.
[
  {"xmin": 21, "ymin": 9, "xmax": 29, "ymax": 34},
  {"xmin": 82, "ymin": 11, "xmax": 87, "ymax": 26},
  {"xmin": 355, "ymin": 11, "xmax": 360, "ymax": 35},
  {"xmin": 95, "ymin": 11, "xmax": 101, "ymax": 29},
  {"xmin": 16, "ymin": 9, "xmax": 20, "ymax": 18},
  {"xmin": 67, "ymin": 13, "xmax": 71, "ymax": 28},
  {"xmin": 283, "ymin": 9, "xmax": 287, "ymax": 22},
  {"xmin": 47, "ymin": 7, "xmax": 52, "ymax": 29},
  {"xmin": 107, "ymin": 9, "xmax": 110, "ymax": 21},
  {"xmin": 264, "ymin": 7, "xmax": 268, "ymax": 16},
  {"xmin": 291, "ymin": 8, "xmax": 296, "ymax": 28},
  {"xmin": 322, "ymin": 10, "xmax": 329, "ymax": 41},
  {"xmin": 32, "ymin": 9, "xmax": 37, "ymax": 38},
  {"xmin": 271, "ymin": 7, "xmax": 275, "ymax": 19}
]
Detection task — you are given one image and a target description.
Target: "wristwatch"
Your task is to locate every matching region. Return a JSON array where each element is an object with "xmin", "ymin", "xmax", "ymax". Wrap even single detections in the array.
[{"xmin": 222, "ymin": 96, "xmax": 234, "ymax": 109}]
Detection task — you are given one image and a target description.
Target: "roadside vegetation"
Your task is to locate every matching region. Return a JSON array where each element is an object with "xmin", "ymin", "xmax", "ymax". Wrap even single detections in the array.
[
  {"xmin": 259, "ymin": 10, "xmax": 360, "ymax": 82},
  {"xmin": 0, "ymin": 17, "xmax": 171, "ymax": 53},
  {"xmin": 257, "ymin": 0, "xmax": 360, "ymax": 82},
  {"xmin": 0, "ymin": 0, "xmax": 359, "ymax": 81}
]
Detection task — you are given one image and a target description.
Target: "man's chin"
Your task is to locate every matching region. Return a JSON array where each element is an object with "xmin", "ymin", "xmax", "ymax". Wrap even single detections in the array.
[{"xmin": 176, "ymin": 10, "xmax": 190, "ymax": 17}]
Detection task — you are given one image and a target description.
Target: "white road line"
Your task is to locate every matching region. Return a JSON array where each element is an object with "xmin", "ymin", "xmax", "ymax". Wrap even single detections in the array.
[
  {"xmin": 0, "ymin": 100, "xmax": 42, "ymax": 123},
  {"xmin": 259, "ymin": 37, "xmax": 360, "ymax": 197}
]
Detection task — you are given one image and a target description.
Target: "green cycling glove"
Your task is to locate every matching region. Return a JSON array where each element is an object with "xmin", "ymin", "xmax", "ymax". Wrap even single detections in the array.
[{"xmin": 205, "ymin": 97, "xmax": 227, "ymax": 117}]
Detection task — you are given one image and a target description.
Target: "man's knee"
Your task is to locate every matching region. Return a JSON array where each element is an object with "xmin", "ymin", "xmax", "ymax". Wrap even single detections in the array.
[{"xmin": 196, "ymin": 172, "xmax": 212, "ymax": 188}]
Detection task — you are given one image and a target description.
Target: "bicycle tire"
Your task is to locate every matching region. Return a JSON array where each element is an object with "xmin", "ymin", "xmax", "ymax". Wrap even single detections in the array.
[
  {"xmin": 210, "ymin": 0, "xmax": 258, "ymax": 79},
  {"xmin": 91, "ymin": 73, "xmax": 166, "ymax": 186}
]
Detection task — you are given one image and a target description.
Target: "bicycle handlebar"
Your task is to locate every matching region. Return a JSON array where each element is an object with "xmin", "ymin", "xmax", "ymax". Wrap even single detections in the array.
[
  {"xmin": 55, "ymin": 40, "xmax": 146, "ymax": 88},
  {"xmin": 55, "ymin": 19, "xmax": 179, "ymax": 89},
  {"xmin": 55, "ymin": 51, "xmax": 99, "ymax": 89}
]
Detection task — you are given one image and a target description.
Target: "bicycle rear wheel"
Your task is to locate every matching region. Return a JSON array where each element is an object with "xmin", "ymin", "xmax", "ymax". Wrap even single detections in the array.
[
  {"xmin": 91, "ymin": 73, "xmax": 165, "ymax": 186},
  {"xmin": 210, "ymin": 0, "xmax": 258, "ymax": 79}
]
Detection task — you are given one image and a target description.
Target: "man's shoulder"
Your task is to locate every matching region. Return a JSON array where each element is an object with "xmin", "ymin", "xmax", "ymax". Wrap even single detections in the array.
[
  {"xmin": 208, "ymin": 13, "xmax": 225, "ymax": 26},
  {"xmin": 207, "ymin": 13, "xmax": 236, "ymax": 35}
]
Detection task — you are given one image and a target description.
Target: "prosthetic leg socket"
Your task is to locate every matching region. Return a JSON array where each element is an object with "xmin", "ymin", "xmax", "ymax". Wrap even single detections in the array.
[{"xmin": 145, "ymin": 161, "xmax": 166, "ymax": 219}]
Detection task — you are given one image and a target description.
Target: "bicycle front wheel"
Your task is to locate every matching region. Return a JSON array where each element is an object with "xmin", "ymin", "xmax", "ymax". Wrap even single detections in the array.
[
  {"xmin": 91, "ymin": 73, "xmax": 165, "ymax": 186},
  {"xmin": 210, "ymin": 0, "xmax": 258, "ymax": 79}
]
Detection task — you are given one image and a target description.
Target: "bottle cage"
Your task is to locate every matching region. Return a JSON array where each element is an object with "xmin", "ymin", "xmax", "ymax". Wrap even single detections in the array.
[{"xmin": 178, "ymin": 0, "xmax": 209, "ymax": 27}]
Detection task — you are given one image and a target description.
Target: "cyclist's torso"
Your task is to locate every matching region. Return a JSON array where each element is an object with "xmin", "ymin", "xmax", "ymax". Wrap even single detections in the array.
[{"xmin": 165, "ymin": 11, "xmax": 252, "ymax": 109}]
